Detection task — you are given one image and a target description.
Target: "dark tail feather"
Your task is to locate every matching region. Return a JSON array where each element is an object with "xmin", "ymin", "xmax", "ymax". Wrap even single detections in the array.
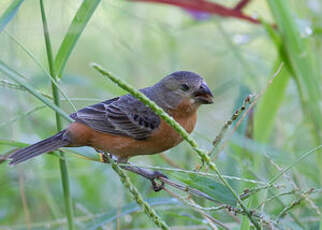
[{"xmin": 9, "ymin": 130, "xmax": 69, "ymax": 165}]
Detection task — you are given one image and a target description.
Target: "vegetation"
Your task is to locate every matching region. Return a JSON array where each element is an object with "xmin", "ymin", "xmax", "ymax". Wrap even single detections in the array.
[{"xmin": 0, "ymin": 0, "xmax": 321, "ymax": 229}]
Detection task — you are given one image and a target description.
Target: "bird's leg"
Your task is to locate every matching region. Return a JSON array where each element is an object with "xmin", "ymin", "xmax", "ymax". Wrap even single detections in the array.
[
  {"xmin": 120, "ymin": 163, "xmax": 168, "ymax": 192},
  {"xmin": 99, "ymin": 152, "xmax": 167, "ymax": 191}
]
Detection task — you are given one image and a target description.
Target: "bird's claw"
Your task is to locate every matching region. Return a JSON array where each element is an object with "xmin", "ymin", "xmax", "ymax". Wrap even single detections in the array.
[
  {"xmin": 149, "ymin": 171, "xmax": 168, "ymax": 192},
  {"xmin": 120, "ymin": 164, "xmax": 168, "ymax": 192}
]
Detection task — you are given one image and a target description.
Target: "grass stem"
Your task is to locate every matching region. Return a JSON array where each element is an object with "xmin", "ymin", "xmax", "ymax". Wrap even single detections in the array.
[
  {"xmin": 39, "ymin": 0, "xmax": 74, "ymax": 229},
  {"xmin": 106, "ymin": 154, "xmax": 169, "ymax": 229}
]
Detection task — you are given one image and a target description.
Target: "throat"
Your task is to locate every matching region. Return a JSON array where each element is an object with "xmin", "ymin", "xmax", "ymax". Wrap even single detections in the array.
[
  {"xmin": 168, "ymin": 98, "xmax": 199, "ymax": 118},
  {"xmin": 166, "ymin": 98, "xmax": 198, "ymax": 134}
]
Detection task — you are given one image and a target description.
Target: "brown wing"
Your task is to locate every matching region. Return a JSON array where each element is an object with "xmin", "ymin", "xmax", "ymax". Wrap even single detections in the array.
[{"xmin": 69, "ymin": 95, "xmax": 161, "ymax": 140}]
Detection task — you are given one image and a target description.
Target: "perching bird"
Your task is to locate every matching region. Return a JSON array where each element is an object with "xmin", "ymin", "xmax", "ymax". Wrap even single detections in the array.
[{"xmin": 8, "ymin": 71, "xmax": 213, "ymax": 188}]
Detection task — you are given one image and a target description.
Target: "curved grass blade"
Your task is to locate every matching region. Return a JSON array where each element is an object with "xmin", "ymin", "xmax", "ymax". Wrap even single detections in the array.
[
  {"xmin": 0, "ymin": 79, "xmax": 24, "ymax": 90},
  {"xmin": 4, "ymin": 30, "xmax": 77, "ymax": 111},
  {"xmin": 54, "ymin": 0, "xmax": 101, "ymax": 78},
  {"xmin": 268, "ymin": 145, "xmax": 322, "ymax": 184},
  {"xmin": 0, "ymin": 79, "xmax": 54, "ymax": 99},
  {"xmin": 0, "ymin": 105, "xmax": 45, "ymax": 128},
  {"xmin": 0, "ymin": 60, "xmax": 72, "ymax": 123},
  {"xmin": 267, "ymin": 0, "xmax": 321, "ymax": 148},
  {"xmin": 254, "ymin": 60, "xmax": 289, "ymax": 142},
  {"xmin": 0, "ymin": 0, "xmax": 24, "ymax": 32},
  {"xmin": 267, "ymin": 2, "xmax": 322, "ymax": 208}
]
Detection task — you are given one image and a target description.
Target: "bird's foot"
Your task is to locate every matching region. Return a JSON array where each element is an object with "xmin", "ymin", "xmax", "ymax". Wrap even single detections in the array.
[
  {"xmin": 120, "ymin": 164, "xmax": 168, "ymax": 192},
  {"xmin": 98, "ymin": 152, "xmax": 168, "ymax": 192},
  {"xmin": 149, "ymin": 171, "xmax": 168, "ymax": 192}
]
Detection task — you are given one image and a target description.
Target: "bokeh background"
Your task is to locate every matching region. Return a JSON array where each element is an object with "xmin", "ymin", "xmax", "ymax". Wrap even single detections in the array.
[{"xmin": 0, "ymin": 0, "xmax": 321, "ymax": 229}]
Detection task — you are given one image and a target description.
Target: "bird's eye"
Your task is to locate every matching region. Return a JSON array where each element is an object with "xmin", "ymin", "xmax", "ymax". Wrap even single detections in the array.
[{"xmin": 180, "ymin": 83, "xmax": 190, "ymax": 91}]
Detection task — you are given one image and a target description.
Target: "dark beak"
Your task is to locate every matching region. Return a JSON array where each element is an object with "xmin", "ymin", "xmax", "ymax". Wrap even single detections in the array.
[{"xmin": 193, "ymin": 82, "xmax": 214, "ymax": 104}]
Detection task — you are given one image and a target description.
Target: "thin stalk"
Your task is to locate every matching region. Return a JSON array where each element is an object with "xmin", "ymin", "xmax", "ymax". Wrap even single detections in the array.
[
  {"xmin": 0, "ymin": 60, "xmax": 71, "ymax": 121},
  {"xmin": 164, "ymin": 188, "xmax": 229, "ymax": 229},
  {"xmin": 39, "ymin": 1, "xmax": 74, "ymax": 229},
  {"xmin": 107, "ymin": 155, "xmax": 169, "ymax": 230},
  {"xmin": 3, "ymin": 29, "xmax": 77, "ymax": 111},
  {"xmin": 268, "ymin": 145, "xmax": 322, "ymax": 185}
]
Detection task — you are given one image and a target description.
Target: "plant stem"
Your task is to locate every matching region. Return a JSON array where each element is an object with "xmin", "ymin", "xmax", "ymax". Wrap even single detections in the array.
[
  {"xmin": 107, "ymin": 155, "xmax": 169, "ymax": 230},
  {"xmin": 268, "ymin": 145, "xmax": 322, "ymax": 185},
  {"xmin": 39, "ymin": 1, "xmax": 74, "ymax": 229}
]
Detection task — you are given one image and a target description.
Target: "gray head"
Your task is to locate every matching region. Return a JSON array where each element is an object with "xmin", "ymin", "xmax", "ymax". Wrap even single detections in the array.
[{"xmin": 150, "ymin": 71, "xmax": 213, "ymax": 109}]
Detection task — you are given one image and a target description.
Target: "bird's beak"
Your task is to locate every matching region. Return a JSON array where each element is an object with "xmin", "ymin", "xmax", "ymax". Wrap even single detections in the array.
[{"xmin": 193, "ymin": 82, "xmax": 214, "ymax": 104}]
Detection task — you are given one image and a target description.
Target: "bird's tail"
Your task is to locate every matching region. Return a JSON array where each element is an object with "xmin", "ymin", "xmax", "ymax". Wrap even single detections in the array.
[{"xmin": 9, "ymin": 130, "xmax": 69, "ymax": 165}]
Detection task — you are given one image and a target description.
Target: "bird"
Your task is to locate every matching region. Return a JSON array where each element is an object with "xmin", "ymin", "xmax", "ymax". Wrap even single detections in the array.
[{"xmin": 8, "ymin": 71, "xmax": 213, "ymax": 189}]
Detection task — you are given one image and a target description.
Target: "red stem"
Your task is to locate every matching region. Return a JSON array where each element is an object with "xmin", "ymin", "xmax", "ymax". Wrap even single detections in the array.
[
  {"xmin": 130, "ymin": 0, "xmax": 260, "ymax": 24},
  {"xmin": 234, "ymin": 0, "xmax": 250, "ymax": 11}
]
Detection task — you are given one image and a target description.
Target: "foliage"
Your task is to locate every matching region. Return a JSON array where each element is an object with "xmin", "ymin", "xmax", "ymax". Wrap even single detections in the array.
[{"xmin": 0, "ymin": 0, "xmax": 321, "ymax": 229}]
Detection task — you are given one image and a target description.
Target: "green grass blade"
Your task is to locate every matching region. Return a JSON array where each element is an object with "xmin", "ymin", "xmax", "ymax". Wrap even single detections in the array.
[
  {"xmin": 108, "ymin": 155, "xmax": 170, "ymax": 229},
  {"xmin": 267, "ymin": 0, "xmax": 321, "ymax": 142},
  {"xmin": 54, "ymin": 0, "xmax": 101, "ymax": 78},
  {"xmin": 0, "ymin": 0, "xmax": 24, "ymax": 32},
  {"xmin": 240, "ymin": 198, "xmax": 253, "ymax": 230},
  {"xmin": 0, "ymin": 60, "xmax": 72, "ymax": 122},
  {"xmin": 0, "ymin": 105, "xmax": 45, "ymax": 128},
  {"xmin": 39, "ymin": 0, "xmax": 74, "ymax": 229},
  {"xmin": 268, "ymin": 145, "xmax": 322, "ymax": 184},
  {"xmin": 0, "ymin": 79, "xmax": 24, "ymax": 90},
  {"xmin": 0, "ymin": 79, "xmax": 53, "ymax": 99},
  {"xmin": 0, "ymin": 139, "xmax": 28, "ymax": 148},
  {"xmin": 254, "ymin": 21, "xmax": 290, "ymax": 142},
  {"xmin": 4, "ymin": 30, "xmax": 77, "ymax": 111},
  {"xmin": 267, "ymin": 0, "xmax": 322, "ymax": 192},
  {"xmin": 254, "ymin": 61, "xmax": 289, "ymax": 142},
  {"xmin": 40, "ymin": 0, "xmax": 62, "ymax": 129}
]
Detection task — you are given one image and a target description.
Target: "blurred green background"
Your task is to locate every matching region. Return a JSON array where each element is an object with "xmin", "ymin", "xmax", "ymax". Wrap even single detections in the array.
[{"xmin": 0, "ymin": 0, "xmax": 321, "ymax": 229}]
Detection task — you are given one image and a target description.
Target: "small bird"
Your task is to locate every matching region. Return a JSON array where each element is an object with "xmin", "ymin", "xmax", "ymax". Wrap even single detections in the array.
[{"xmin": 8, "ymin": 71, "xmax": 213, "ymax": 188}]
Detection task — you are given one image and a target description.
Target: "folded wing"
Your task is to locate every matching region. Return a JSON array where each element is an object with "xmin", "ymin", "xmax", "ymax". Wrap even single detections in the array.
[{"xmin": 70, "ymin": 95, "xmax": 161, "ymax": 140}]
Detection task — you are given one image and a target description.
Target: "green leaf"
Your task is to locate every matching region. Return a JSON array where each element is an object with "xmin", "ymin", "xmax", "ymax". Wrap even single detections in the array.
[
  {"xmin": 267, "ymin": 0, "xmax": 321, "ymax": 143},
  {"xmin": 240, "ymin": 198, "xmax": 254, "ymax": 230},
  {"xmin": 0, "ymin": 0, "xmax": 24, "ymax": 32},
  {"xmin": 54, "ymin": 0, "xmax": 101, "ymax": 78},
  {"xmin": 254, "ymin": 61, "xmax": 290, "ymax": 142},
  {"xmin": 86, "ymin": 198, "xmax": 178, "ymax": 230},
  {"xmin": 169, "ymin": 172, "xmax": 237, "ymax": 206},
  {"xmin": 267, "ymin": 0, "xmax": 322, "ymax": 188},
  {"xmin": 254, "ymin": 21, "xmax": 291, "ymax": 143},
  {"xmin": 0, "ymin": 60, "xmax": 72, "ymax": 123}
]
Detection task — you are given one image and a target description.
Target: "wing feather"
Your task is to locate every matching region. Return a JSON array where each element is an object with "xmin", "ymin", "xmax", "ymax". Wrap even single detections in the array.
[{"xmin": 70, "ymin": 96, "xmax": 160, "ymax": 140}]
